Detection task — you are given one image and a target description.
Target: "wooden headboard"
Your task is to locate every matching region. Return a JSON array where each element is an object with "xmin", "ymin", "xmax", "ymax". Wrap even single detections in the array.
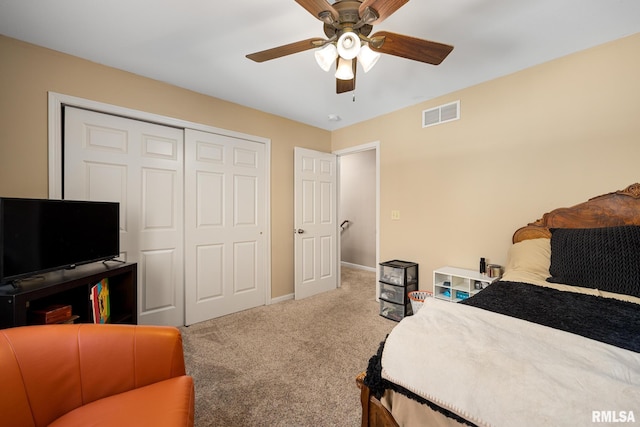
[{"xmin": 513, "ymin": 183, "xmax": 640, "ymax": 243}]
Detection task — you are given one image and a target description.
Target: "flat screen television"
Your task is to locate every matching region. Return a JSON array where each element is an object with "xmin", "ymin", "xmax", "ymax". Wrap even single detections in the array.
[{"xmin": 0, "ymin": 198, "xmax": 120, "ymax": 286}]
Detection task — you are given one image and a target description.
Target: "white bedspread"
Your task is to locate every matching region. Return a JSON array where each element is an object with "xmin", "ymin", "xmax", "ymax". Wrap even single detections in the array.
[{"xmin": 381, "ymin": 297, "xmax": 640, "ymax": 427}]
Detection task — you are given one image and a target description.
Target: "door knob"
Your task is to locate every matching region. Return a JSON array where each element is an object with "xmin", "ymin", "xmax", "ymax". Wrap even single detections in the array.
[{"xmin": 295, "ymin": 228, "xmax": 305, "ymax": 234}]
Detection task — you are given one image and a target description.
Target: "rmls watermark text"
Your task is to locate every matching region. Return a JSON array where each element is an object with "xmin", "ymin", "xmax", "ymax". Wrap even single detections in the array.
[{"xmin": 592, "ymin": 411, "xmax": 635, "ymax": 423}]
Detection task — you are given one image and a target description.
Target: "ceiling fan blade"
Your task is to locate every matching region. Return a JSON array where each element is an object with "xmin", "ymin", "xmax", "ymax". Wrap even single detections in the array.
[
  {"xmin": 246, "ymin": 38, "xmax": 325, "ymax": 62},
  {"xmin": 359, "ymin": 0, "xmax": 409, "ymax": 25},
  {"xmin": 370, "ymin": 31, "xmax": 453, "ymax": 65},
  {"xmin": 336, "ymin": 59, "xmax": 357, "ymax": 94},
  {"xmin": 295, "ymin": 0, "xmax": 339, "ymax": 22}
]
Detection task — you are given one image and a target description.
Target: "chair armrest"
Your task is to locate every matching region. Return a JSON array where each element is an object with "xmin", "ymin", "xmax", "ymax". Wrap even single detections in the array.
[{"xmin": 1, "ymin": 324, "xmax": 188, "ymax": 427}]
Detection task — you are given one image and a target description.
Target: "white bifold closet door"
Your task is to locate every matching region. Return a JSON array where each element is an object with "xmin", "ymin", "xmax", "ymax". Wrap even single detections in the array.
[
  {"xmin": 184, "ymin": 129, "xmax": 266, "ymax": 325},
  {"xmin": 63, "ymin": 107, "xmax": 267, "ymax": 326},
  {"xmin": 64, "ymin": 106, "xmax": 185, "ymax": 326}
]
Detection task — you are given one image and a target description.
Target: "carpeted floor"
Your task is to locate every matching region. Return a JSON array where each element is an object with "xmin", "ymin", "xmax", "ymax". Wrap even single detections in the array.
[{"xmin": 180, "ymin": 266, "xmax": 397, "ymax": 427}]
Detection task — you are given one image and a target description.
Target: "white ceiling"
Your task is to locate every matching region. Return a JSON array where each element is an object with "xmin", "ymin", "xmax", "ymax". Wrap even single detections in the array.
[{"xmin": 1, "ymin": 0, "xmax": 639, "ymax": 131}]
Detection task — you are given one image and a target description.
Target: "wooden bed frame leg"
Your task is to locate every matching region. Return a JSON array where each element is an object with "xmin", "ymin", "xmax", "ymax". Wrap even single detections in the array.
[
  {"xmin": 360, "ymin": 377, "xmax": 371, "ymax": 427},
  {"xmin": 356, "ymin": 372, "xmax": 400, "ymax": 427}
]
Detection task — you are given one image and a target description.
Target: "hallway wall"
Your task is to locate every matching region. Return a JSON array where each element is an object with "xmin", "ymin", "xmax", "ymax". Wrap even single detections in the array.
[{"xmin": 339, "ymin": 149, "xmax": 376, "ymax": 269}]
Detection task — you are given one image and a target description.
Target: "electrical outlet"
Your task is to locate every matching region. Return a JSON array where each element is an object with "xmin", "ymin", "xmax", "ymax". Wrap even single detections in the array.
[{"xmin": 391, "ymin": 210, "xmax": 400, "ymax": 220}]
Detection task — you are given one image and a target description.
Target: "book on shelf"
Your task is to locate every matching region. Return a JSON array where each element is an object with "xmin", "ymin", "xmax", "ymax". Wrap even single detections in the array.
[
  {"xmin": 30, "ymin": 304, "xmax": 72, "ymax": 324},
  {"xmin": 91, "ymin": 278, "xmax": 110, "ymax": 324}
]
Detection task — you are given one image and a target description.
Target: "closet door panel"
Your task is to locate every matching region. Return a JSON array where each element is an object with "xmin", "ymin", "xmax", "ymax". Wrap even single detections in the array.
[
  {"xmin": 64, "ymin": 106, "xmax": 184, "ymax": 326},
  {"xmin": 184, "ymin": 129, "xmax": 266, "ymax": 325}
]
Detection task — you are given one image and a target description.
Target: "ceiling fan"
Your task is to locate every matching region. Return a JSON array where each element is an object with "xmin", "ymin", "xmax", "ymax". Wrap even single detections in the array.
[{"xmin": 246, "ymin": 0, "xmax": 454, "ymax": 94}]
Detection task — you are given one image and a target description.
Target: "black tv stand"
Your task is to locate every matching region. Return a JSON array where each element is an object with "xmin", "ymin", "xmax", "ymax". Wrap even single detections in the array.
[
  {"xmin": 103, "ymin": 258, "xmax": 127, "ymax": 265},
  {"xmin": 5, "ymin": 281, "xmax": 19, "ymax": 290},
  {"xmin": 0, "ymin": 262, "xmax": 137, "ymax": 328},
  {"xmin": 3, "ymin": 275, "xmax": 45, "ymax": 290}
]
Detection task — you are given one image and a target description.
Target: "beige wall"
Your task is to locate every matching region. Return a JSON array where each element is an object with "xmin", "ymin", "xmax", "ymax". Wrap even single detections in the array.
[
  {"xmin": 0, "ymin": 35, "xmax": 331, "ymax": 299},
  {"xmin": 332, "ymin": 33, "xmax": 640, "ymax": 289},
  {"xmin": 2, "ymin": 33, "xmax": 639, "ymax": 298}
]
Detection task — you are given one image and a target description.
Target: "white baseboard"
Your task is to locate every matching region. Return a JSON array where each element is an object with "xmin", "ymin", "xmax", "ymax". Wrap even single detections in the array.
[
  {"xmin": 270, "ymin": 263, "xmax": 374, "ymax": 304},
  {"xmin": 270, "ymin": 293, "xmax": 294, "ymax": 305},
  {"xmin": 341, "ymin": 261, "xmax": 376, "ymax": 272}
]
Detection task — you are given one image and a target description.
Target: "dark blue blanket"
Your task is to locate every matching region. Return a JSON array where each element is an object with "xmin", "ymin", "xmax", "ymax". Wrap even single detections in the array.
[{"xmin": 460, "ymin": 281, "xmax": 640, "ymax": 353}]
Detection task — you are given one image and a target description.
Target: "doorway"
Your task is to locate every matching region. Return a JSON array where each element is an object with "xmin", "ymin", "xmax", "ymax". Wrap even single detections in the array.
[{"xmin": 335, "ymin": 142, "xmax": 380, "ymax": 297}]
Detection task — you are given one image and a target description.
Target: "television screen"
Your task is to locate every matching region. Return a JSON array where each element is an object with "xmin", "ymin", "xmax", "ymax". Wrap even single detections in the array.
[{"xmin": 0, "ymin": 198, "xmax": 120, "ymax": 285}]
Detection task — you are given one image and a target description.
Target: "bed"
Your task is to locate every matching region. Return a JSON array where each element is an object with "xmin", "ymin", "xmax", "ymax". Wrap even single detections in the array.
[{"xmin": 357, "ymin": 183, "xmax": 640, "ymax": 427}]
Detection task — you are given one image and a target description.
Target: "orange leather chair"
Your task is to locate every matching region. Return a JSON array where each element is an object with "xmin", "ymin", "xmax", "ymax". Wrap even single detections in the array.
[{"xmin": 0, "ymin": 324, "xmax": 194, "ymax": 427}]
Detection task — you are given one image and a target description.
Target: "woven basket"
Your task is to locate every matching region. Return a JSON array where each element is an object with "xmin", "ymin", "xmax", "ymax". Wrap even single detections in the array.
[{"xmin": 408, "ymin": 291, "xmax": 432, "ymax": 314}]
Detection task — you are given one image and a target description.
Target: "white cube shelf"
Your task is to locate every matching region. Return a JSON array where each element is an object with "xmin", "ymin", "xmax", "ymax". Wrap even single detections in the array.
[{"xmin": 433, "ymin": 266, "xmax": 498, "ymax": 303}]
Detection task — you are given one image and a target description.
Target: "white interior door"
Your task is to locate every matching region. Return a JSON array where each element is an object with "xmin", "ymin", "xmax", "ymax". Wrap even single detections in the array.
[
  {"xmin": 294, "ymin": 147, "xmax": 338, "ymax": 300},
  {"xmin": 64, "ymin": 107, "xmax": 185, "ymax": 326},
  {"xmin": 184, "ymin": 129, "xmax": 266, "ymax": 324}
]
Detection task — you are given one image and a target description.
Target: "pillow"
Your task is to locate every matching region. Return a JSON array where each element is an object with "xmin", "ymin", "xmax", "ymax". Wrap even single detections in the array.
[
  {"xmin": 504, "ymin": 238, "xmax": 551, "ymax": 279},
  {"xmin": 547, "ymin": 225, "xmax": 640, "ymax": 298}
]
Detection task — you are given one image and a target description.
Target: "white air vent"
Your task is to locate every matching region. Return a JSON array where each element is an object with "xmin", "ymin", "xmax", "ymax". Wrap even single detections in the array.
[{"xmin": 422, "ymin": 100, "xmax": 460, "ymax": 128}]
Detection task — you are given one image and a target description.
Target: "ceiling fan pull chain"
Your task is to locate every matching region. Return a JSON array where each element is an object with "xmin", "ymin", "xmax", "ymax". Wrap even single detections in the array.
[{"xmin": 353, "ymin": 92, "xmax": 356, "ymax": 102}]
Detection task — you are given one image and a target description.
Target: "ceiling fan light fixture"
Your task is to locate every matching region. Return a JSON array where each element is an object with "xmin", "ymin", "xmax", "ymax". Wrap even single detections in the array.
[
  {"xmin": 336, "ymin": 31, "xmax": 361, "ymax": 60},
  {"xmin": 360, "ymin": 7, "xmax": 379, "ymax": 25},
  {"xmin": 335, "ymin": 57, "xmax": 354, "ymax": 80},
  {"xmin": 318, "ymin": 10, "xmax": 335, "ymax": 25},
  {"xmin": 357, "ymin": 44, "xmax": 380, "ymax": 73},
  {"xmin": 314, "ymin": 43, "xmax": 338, "ymax": 72}
]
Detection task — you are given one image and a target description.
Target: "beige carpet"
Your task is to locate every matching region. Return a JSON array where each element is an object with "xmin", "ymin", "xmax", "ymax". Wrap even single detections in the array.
[{"xmin": 180, "ymin": 266, "xmax": 397, "ymax": 427}]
